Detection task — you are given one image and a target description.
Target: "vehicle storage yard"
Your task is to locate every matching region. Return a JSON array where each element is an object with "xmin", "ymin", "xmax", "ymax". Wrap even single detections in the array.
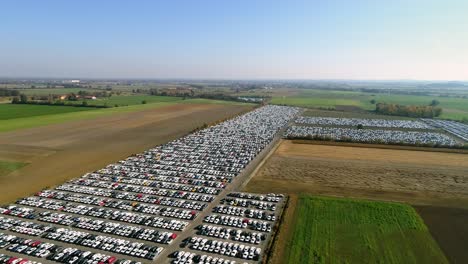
[
  {"xmin": 295, "ymin": 117, "xmax": 433, "ymax": 129},
  {"xmin": 0, "ymin": 103, "xmax": 253, "ymax": 204},
  {"xmin": 0, "ymin": 105, "xmax": 300, "ymax": 264},
  {"xmin": 421, "ymin": 119, "xmax": 468, "ymax": 141},
  {"xmin": 285, "ymin": 126, "xmax": 460, "ymax": 146}
]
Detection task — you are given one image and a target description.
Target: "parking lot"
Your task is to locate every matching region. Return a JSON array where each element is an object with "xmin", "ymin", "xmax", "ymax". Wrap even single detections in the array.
[
  {"xmin": 296, "ymin": 116, "xmax": 433, "ymax": 129},
  {"xmin": 285, "ymin": 125, "xmax": 460, "ymax": 147},
  {"xmin": 421, "ymin": 119, "xmax": 468, "ymax": 142},
  {"xmin": 0, "ymin": 105, "xmax": 300, "ymax": 264}
]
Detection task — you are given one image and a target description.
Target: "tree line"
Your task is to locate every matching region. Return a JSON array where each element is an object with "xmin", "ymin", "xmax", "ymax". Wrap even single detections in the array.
[
  {"xmin": 0, "ymin": 88, "xmax": 21, "ymax": 96},
  {"xmin": 375, "ymin": 103, "xmax": 442, "ymax": 118}
]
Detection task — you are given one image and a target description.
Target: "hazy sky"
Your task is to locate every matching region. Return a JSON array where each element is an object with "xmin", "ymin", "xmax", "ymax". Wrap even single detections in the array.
[{"xmin": 1, "ymin": 0, "xmax": 467, "ymax": 80}]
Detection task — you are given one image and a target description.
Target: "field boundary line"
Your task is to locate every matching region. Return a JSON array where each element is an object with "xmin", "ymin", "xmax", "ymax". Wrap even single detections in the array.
[
  {"xmin": 263, "ymin": 195, "xmax": 290, "ymax": 264},
  {"xmin": 239, "ymin": 138, "xmax": 284, "ymax": 191},
  {"xmin": 291, "ymin": 139, "xmax": 468, "ymax": 154}
]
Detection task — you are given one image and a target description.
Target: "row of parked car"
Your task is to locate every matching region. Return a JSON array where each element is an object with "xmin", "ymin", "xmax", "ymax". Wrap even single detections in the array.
[
  {"xmin": 44, "ymin": 228, "xmax": 162, "ymax": 260},
  {"xmin": 0, "ymin": 254, "xmax": 41, "ymax": 264},
  {"xmin": 212, "ymin": 206, "xmax": 276, "ymax": 221},
  {"xmin": 285, "ymin": 125, "xmax": 460, "ymax": 146},
  {"xmin": 70, "ymin": 178, "xmax": 222, "ymax": 196},
  {"xmin": 186, "ymin": 237, "xmax": 261, "ymax": 260},
  {"xmin": 0, "ymin": 213, "xmax": 162, "ymax": 261},
  {"xmin": 421, "ymin": 119, "xmax": 468, "ymax": 142},
  {"xmin": 219, "ymin": 198, "xmax": 276, "ymax": 211},
  {"xmin": 226, "ymin": 193, "xmax": 284, "ymax": 204},
  {"xmin": 83, "ymin": 173, "xmax": 228, "ymax": 190},
  {"xmin": 16, "ymin": 198, "xmax": 189, "ymax": 231},
  {"xmin": 37, "ymin": 212, "xmax": 177, "ymax": 244},
  {"xmin": 195, "ymin": 225, "xmax": 265, "ymax": 245},
  {"xmin": 37, "ymin": 190, "xmax": 209, "ymax": 212},
  {"xmin": 170, "ymin": 251, "xmax": 236, "ymax": 264},
  {"xmin": 55, "ymin": 184, "xmax": 215, "ymax": 203},
  {"xmin": 295, "ymin": 116, "xmax": 433, "ymax": 129},
  {"xmin": 0, "ymin": 233, "xmax": 140, "ymax": 264}
]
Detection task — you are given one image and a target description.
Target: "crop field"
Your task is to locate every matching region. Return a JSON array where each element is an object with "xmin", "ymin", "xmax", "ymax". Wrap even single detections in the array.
[
  {"xmin": 281, "ymin": 195, "xmax": 447, "ymax": 264},
  {"xmin": 17, "ymin": 88, "xmax": 103, "ymax": 95},
  {"xmin": 245, "ymin": 140, "xmax": 468, "ymax": 206},
  {"xmin": 67, "ymin": 95, "xmax": 182, "ymax": 106},
  {"xmin": 0, "ymin": 99, "xmax": 251, "ymax": 133},
  {"xmin": 0, "ymin": 104, "xmax": 93, "ymax": 120},
  {"xmin": 270, "ymin": 89, "xmax": 468, "ymax": 120},
  {"xmin": 244, "ymin": 140, "xmax": 468, "ymax": 262},
  {"xmin": 0, "ymin": 103, "xmax": 253, "ymax": 203},
  {"xmin": 0, "ymin": 160, "xmax": 27, "ymax": 177},
  {"xmin": 415, "ymin": 206, "xmax": 468, "ymax": 264}
]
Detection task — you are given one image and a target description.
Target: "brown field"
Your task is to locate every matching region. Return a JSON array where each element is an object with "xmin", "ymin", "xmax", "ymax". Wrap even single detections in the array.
[
  {"xmin": 244, "ymin": 140, "xmax": 468, "ymax": 264},
  {"xmin": 415, "ymin": 206, "xmax": 468, "ymax": 264},
  {"xmin": 0, "ymin": 103, "xmax": 252, "ymax": 204},
  {"xmin": 245, "ymin": 140, "xmax": 468, "ymax": 208}
]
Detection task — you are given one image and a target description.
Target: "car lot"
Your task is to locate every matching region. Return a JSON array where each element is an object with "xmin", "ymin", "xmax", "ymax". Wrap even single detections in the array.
[
  {"xmin": 421, "ymin": 119, "xmax": 468, "ymax": 142},
  {"xmin": 0, "ymin": 105, "xmax": 299, "ymax": 263},
  {"xmin": 285, "ymin": 125, "xmax": 460, "ymax": 147},
  {"xmin": 296, "ymin": 116, "xmax": 433, "ymax": 129}
]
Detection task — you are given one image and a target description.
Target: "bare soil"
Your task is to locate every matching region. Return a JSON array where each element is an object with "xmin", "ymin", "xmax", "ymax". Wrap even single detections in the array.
[
  {"xmin": 0, "ymin": 103, "xmax": 252, "ymax": 204},
  {"xmin": 415, "ymin": 206, "xmax": 468, "ymax": 264},
  {"xmin": 245, "ymin": 140, "xmax": 468, "ymax": 208}
]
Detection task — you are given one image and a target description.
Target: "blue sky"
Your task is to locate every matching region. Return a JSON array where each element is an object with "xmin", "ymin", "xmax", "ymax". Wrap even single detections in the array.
[{"xmin": 1, "ymin": 0, "xmax": 467, "ymax": 80}]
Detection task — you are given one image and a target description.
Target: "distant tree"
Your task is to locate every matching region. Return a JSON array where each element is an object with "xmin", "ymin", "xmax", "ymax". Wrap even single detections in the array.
[
  {"xmin": 357, "ymin": 124, "xmax": 364, "ymax": 129},
  {"xmin": 81, "ymin": 101, "xmax": 88, "ymax": 107},
  {"xmin": 141, "ymin": 100, "xmax": 147, "ymax": 104},
  {"xmin": 11, "ymin": 97, "xmax": 20, "ymax": 104},
  {"xmin": 68, "ymin": 93, "xmax": 78, "ymax": 101},
  {"xmin": 370, "ymin": 99, "xmax": 376, "ymax": 104},
  {"xmin": 430, "ymin": 99, "xmax": 440, "ymax": 106},
  {"xmin": 20, "ymin": 94, "xmax": 28, "ymax": 103}
]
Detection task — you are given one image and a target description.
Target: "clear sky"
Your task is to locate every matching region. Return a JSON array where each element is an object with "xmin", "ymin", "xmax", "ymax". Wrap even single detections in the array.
[{"xmin": 1, "ymin": 0, "xmax": 467, "ymax": 80}]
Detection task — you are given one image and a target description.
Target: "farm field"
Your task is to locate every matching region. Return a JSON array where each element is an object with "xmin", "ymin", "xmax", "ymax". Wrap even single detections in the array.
[
  {"xmin": 270, "ymin": 89, "xmax": 468, "ymax": 120},
  {"xmin": 245, "ymin": 140, "xmax": 468, "ymax": 207},
  {"xmin": 415, "ymin": 206, "xmax": 468, "ymax": 264},
  {"xmin": 0, "ymin": 98, "xmax": 251, "ymax": 132},
  {"xmin": 244, "ymin": 139, "xmax": 468, "ymax": 263},
  {"xmin": 280, "ymin": 195, "xmax": 447, "ymax": 264},
  {"xmin": 0, "ymin": 104, "xmax": 93, "ymax": 120},
  {"xmin": 0, "ymin": 160, "xmax": 27, "ymax": 177},
  {"xmin": 0, "ymin": 102, "xmax": 253, "ymax": 203},
  {"xmin": 65, "ymin": 95, "xmax": 182, "ymax": 106},
  {"xmin": 17, "ymin": 88, "xmax": 103, "ymax": 96}
]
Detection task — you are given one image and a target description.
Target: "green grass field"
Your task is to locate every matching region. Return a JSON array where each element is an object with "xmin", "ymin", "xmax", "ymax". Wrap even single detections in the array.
[
  {"xmin": 18, "ymin": 88, "xmax": 103, "ymax": 96},
  {"xmin": 270, "ymin": 89, "xmax": 468, "ymax": 121},
  {"xmin": 283, "ymin": 195, "xmax": 447, "ymax": 264},
  {"xmin": 0, "ymin": 104, "xmax": 93, "ymax": 120},
  {"xmin": 0, "ymin": 98, "xmax": 252, "ymax": 133},
  {"xmin": 0, "ymin": 160, "xmax": 28, "ymax": 177},
  {"xmin": 68, "ymin": 95, "xmax": 182, "ymax": 106}
]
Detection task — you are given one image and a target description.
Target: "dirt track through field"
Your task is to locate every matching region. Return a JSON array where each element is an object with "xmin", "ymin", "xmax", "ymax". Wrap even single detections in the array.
[{"xmin": 0, "ymin": 103, "xmax": 252, "ymax": 204}]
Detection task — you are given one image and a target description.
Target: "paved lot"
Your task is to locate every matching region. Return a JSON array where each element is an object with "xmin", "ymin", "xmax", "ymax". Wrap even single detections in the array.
[{"xmin": 0, "ymin": 106, "xmax": 300, "ymax": 264}]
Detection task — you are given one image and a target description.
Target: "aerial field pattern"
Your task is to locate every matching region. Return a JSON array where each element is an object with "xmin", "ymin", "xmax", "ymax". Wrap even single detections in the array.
[{"xmin": 283, "ymin": 195, "xmax": 447, "ymax": 264}]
